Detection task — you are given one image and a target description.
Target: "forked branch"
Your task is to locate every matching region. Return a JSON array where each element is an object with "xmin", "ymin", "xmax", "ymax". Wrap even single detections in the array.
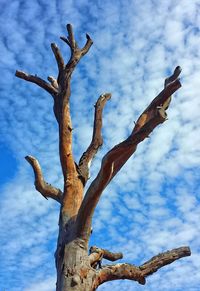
[
  {"xmin": 16, "ymin": 25, "xmax": 93, "ymax": 214},
  {"xmin": 93, "ymin": 247, "xmax": 191, "ymax": 289},
  {"xmin": 60, "ymin": 24, "xmax": 93, "ymax": 72},
  {"xmin": 61, "ymin": 24, "xmax": 93, "ymax": 55},
  {"xmin": 76, "ymin": 67, "xmax": 182, "ymax": 240},
  {"xmin": 25, "ymin": 155, "xmax": 63, "ymax": 203},
  {"xmin": 78, "ymin": 93, "xmax": 111, "ymax": 184}
]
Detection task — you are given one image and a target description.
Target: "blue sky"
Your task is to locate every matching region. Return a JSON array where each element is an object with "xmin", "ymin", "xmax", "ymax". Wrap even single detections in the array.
[{"xmin": 0, "ymin": 0, "xmax": 200, "ymax": 290}]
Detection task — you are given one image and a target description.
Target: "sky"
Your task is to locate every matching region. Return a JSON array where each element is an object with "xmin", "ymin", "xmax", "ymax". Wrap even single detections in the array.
[{"xmin": 0, "ymin": 0, "xmax": 200, "ymax": 290}]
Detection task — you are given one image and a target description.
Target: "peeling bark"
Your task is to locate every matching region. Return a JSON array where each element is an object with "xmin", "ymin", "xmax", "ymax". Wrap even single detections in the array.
[{"xmin": 16, "ymin": 24, "xmax": 191, "ymax": 291}]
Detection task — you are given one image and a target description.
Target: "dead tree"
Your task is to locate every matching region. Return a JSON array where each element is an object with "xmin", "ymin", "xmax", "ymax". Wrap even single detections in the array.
[{"xmin": 16, "ymin": 24, "xmax": 191, "ymax": 291}]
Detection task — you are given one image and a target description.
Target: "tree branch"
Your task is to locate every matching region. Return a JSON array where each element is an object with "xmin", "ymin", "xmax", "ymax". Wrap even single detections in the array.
[
  {"xmin": 51, "ymin": 43, "xmax": 65, "ymax": 78},
  {"xmin": 25, "ymin": 155, "xmax": 63, "ymax": 203},
  {"xmin": 78, "ymin": 93, "xmax": 111, "ymax": 184},
  {"xmin": 66, "ymin": 24, "xmax": 77, "ymax": 49},
  {"xmin": 15, "ymin": 70, "xmax": 58, "ymax": 96},
  {"xmin": 89, "ymin": 246, "xmax": 123, "ymax": 269},
  {"xmin": 60, "ymin": 36, "xmax": 71, "ymax": 47},
  {"xmin": 76, "ymin": 67, "xmax": 182, "ymax": 240},
  {"xmin": 139, "ymin": 246, "xmax": 191, "ymax": 276},
  {"xmin": 93, "ymin": 247, "xmax": 191, "ymax": 288},
  {"xmin": 81, "ymin": 33, "xmax": 93, "ymax": 56}
]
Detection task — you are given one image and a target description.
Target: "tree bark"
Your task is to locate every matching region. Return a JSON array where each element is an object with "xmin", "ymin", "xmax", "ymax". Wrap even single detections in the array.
[{"xmin": 15, "ymin": 24, "xmax": 191, "ymax": 291}]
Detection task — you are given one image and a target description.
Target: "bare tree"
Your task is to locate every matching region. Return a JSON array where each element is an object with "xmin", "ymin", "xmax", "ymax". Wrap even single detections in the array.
[{"xmin": 16, "ymin": 24, "xmax": 191, "ymax": 291}]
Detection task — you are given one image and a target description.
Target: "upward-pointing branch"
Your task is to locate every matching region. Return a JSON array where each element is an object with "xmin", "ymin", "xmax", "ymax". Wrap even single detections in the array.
[
  {"xmin": 76, "ymin": 67, "xmax": 182, "ymax": 240},
  {"xmin": 53, "ymin": 25, "xmax": 93, "ymax": 216},
  {"xmin": 51, "ymin": 43, "xmax": 65, "ymax": 84},
  {"xmin": 66, "ymin": 24, "xmax": 77, "ymax": 49},
  {"xmin": 78, "ymin": 93, "xmax": 111, "ymax": 184},
  {"xmin": 81, "ymin": 33, "xmax": 93, "ymax": 56}
]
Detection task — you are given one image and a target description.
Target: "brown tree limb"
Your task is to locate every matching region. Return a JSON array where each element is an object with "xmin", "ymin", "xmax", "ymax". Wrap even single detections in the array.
[
  {"xmin": 93, "ymin": 247, "xmax": 191, "ymax": 288},
  {"xmin": 78, "ymin": 93, "xmax": 111, "ymax": 184},
  {"xmin": 66, "ymin": 24, "xmax": 77, "ymax": 49},
  {"xmin": 25, "ymin": 155, "xmax": 63, "ymax": 203},
  {"xmin": 81, "ymin": 33, "xmax": 93, "ymax": 56},
  {"xmin": 89, "ymin": 246, "xmax": 123, "ymax": 268},
  {"xmin": 76, "ymin": 67, "xmax": 182, "ymax": 240},
  {"xmin": 139, "ymin": 246, "xmax": 191, "ymax": 276},
  {"xmin": 56, "ymin": 24, "xmax": 93, "ymax": 182},
  {"xmin": 51, "ymin": 43, "xmax": 65, "ymax": 73},
  {"xmin": 54, "ymin": 25, "xmax": 93, "ymax": 216},
  {"xmin": 60, "ymin": 36, "xmax": 71, "ymax": 47},
  {"xmin": 60, "ymin": 24, "xmax": 93, "ymax": 72},
  {"xmin": 15, "ymin": 70, "xmax": 58, "ymax": 96}
]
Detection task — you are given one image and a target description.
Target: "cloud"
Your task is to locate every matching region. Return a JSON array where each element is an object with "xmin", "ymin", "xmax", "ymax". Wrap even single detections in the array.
[
  {"xmin": 0, "ymin": 0, "xmax": 200, "ymax": 290},
  {"xmin": 24, "ymin": 277, "xmax": 56, "ymax": 291}
]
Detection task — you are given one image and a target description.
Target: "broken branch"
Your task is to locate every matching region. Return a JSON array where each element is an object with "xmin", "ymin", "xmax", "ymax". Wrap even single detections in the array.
[
  {"xmin": 25, "ymin": 155, "xmax": 63, "ymax": 203},
  {"xmin": 89, "ymin": 246, "xmax": 123, "ymax": 268},
  {"xmin": 48, "ymin": 76, "xmax": 58, "ymax": 89}
]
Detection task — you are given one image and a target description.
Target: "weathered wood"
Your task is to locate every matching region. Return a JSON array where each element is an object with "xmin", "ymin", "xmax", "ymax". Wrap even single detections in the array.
[
  {"xmin": 15, "ymin": 24, "xmax": 191, "ymax": 291},
  {"xmin": 89, "ymin": 246, "xmax": 123, "ymax": 269},
  {"xmin": 76, "ymin": 68, "xmax": 182, "ymax": 241},
  {"xmin": 15, "ymin": 70, "xmax": 58, "ymax": 96},
  {"xmin": 25, "ymin": 155, "xmax": 63, "ymax": 203},
  {"xmin": 93, "ymin": 247, "xmax": 191, "ymax": 289},
  {"xmin": 78, "ymin": 93, "xmax": 111, "ymax": 184}
]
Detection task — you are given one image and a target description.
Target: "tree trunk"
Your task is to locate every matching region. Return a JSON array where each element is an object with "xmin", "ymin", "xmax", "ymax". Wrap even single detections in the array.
[
  {"xmin": 55, "ymin": 239, "xmax": 96, "ymax": 291},
  {"xmin": 55, "ymin": 208, "xmax": 97, "ymax": 291}
]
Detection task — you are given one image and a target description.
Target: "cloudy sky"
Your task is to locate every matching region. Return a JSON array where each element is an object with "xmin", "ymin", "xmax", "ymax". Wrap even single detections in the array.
[{"xmin": 0, "ymin": 0, "xmax": 200, "ymax": 290}]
